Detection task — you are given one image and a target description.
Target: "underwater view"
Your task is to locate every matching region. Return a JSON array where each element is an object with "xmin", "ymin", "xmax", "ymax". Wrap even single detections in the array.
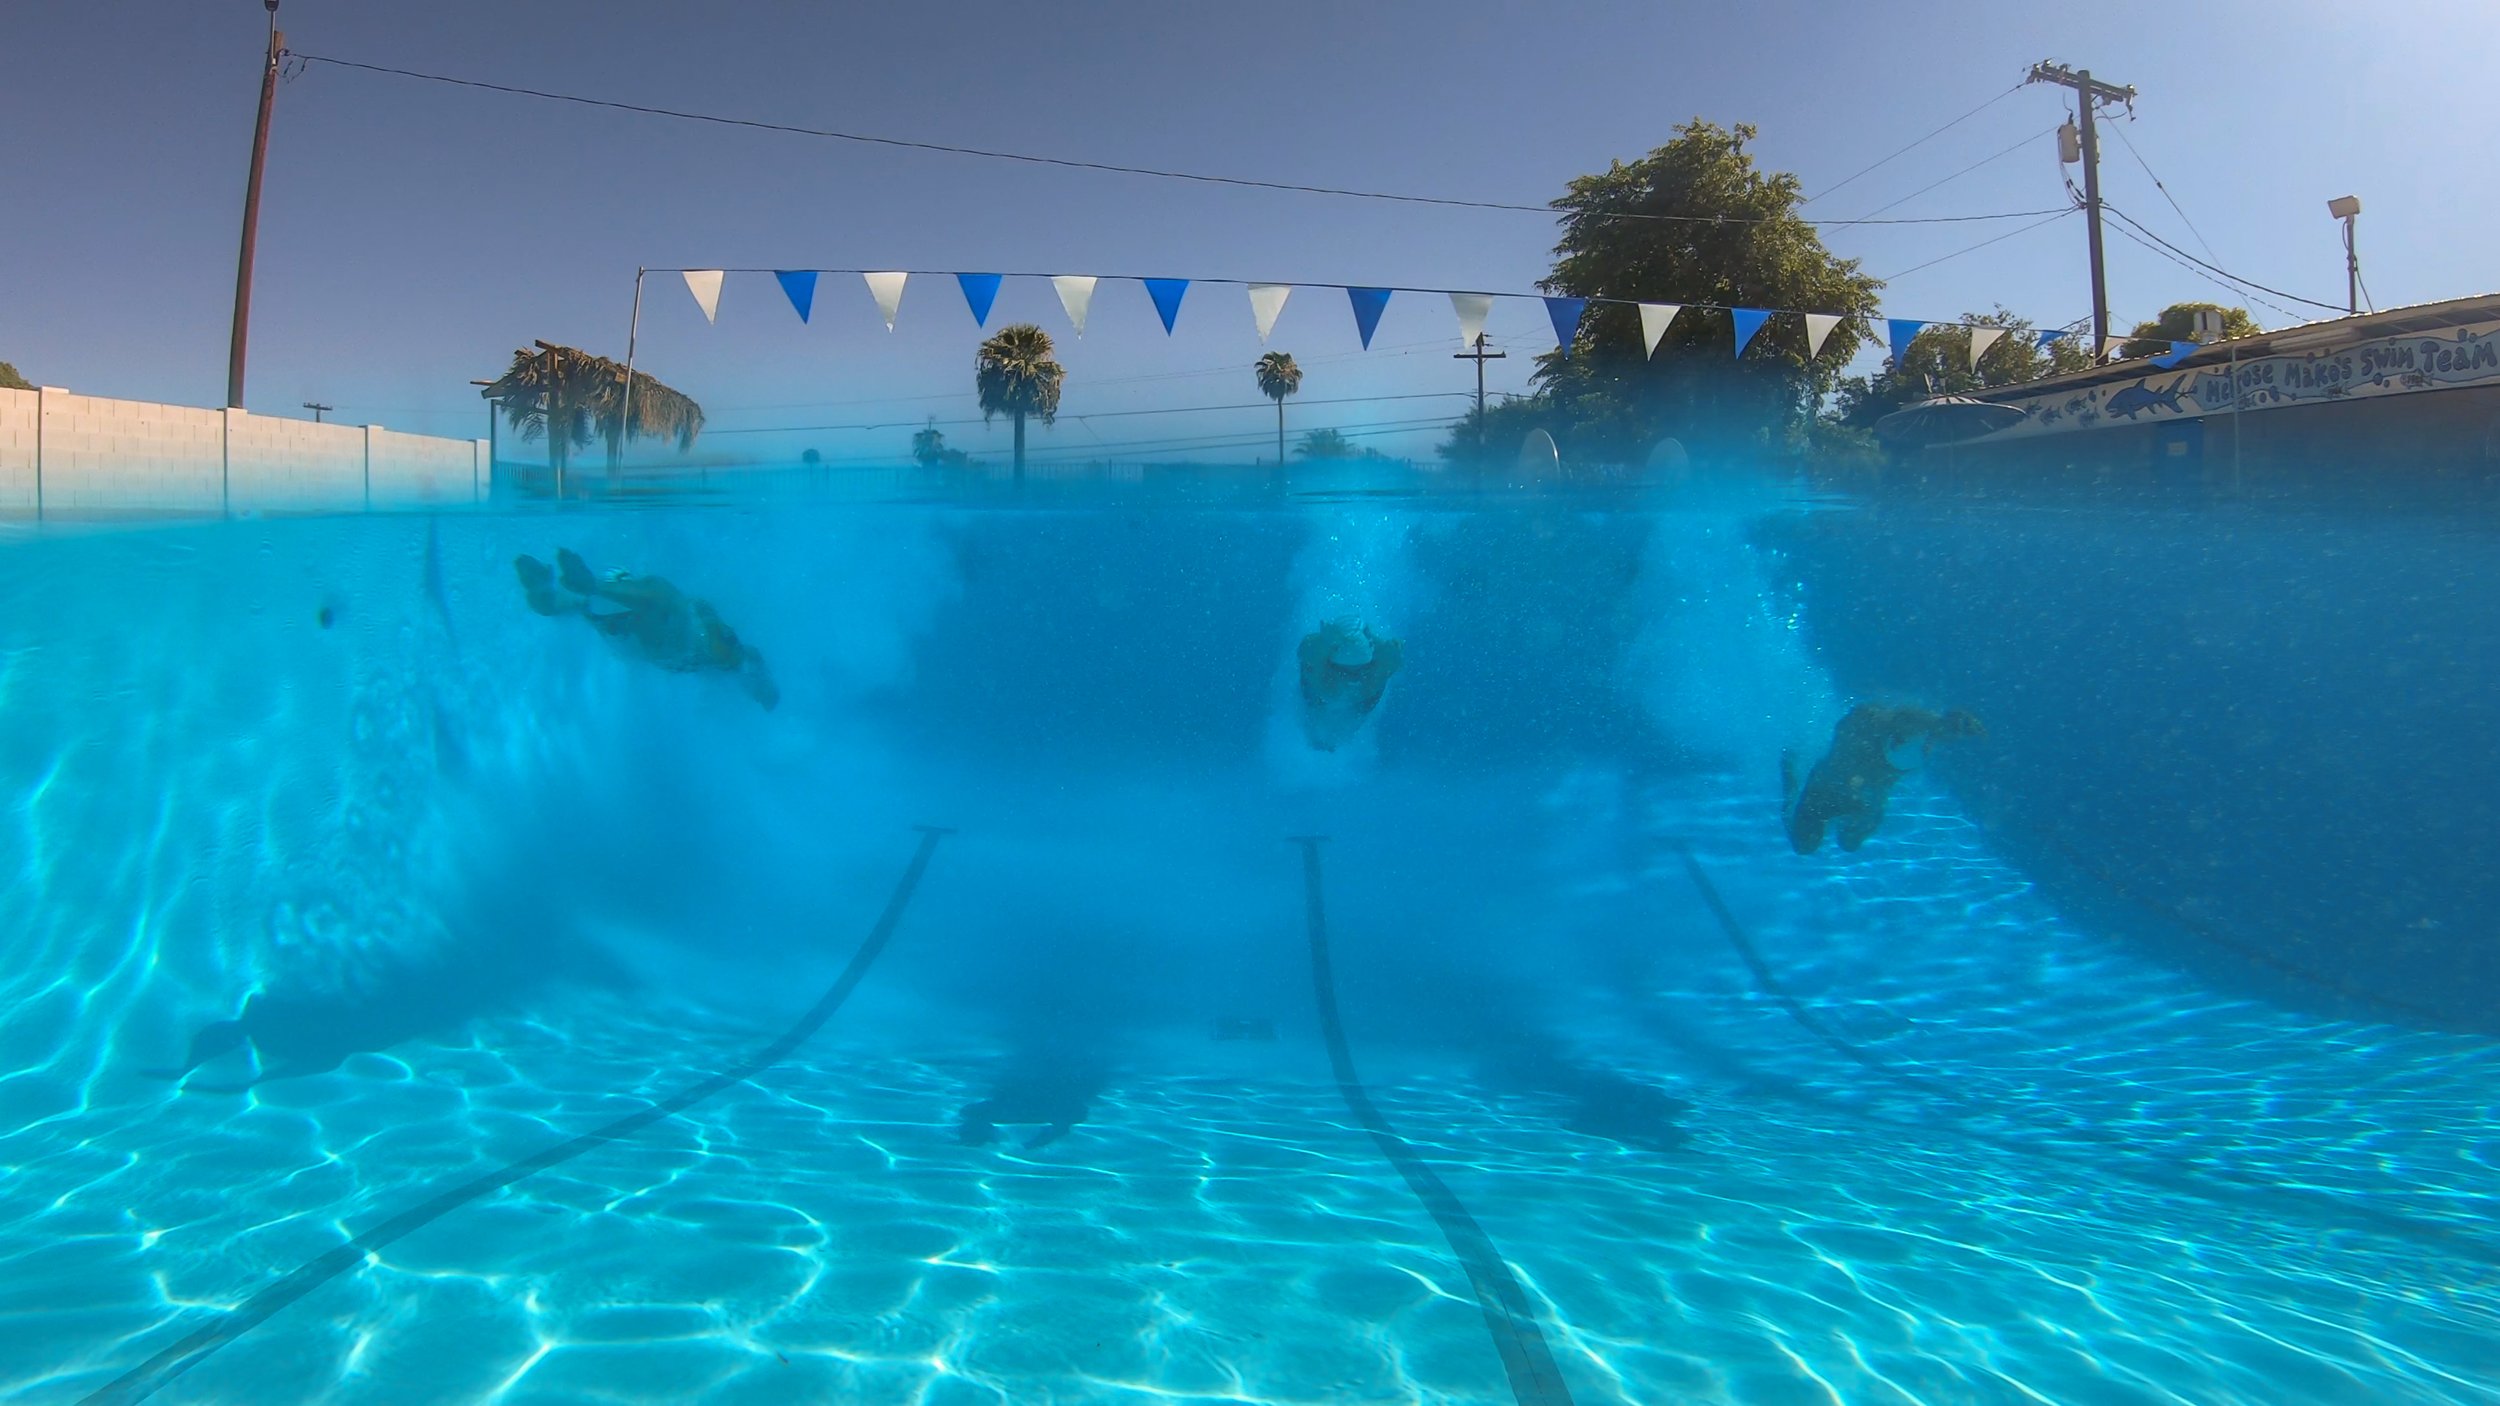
[{"xmin": 5, "ymin": 466, "xmax": 2499, "ymax": 1406}]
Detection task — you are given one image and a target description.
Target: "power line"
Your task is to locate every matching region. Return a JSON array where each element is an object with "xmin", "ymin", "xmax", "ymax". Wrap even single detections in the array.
[
  {"xmin": 1879, "ymin": 208, "xmax": 2077, "ymax": 282},
  {"xmin": 2101, "ymin": 205, "xmax": 2346, "ymax": 313},
  {"xmin": 1845, "ymin": 126, "xmax": 2059, "ymax": 224},
  {"xmin": 704, "ymin": 390, "xmax": 1469, "ymax": 436},
  {"xmin": 2104, "ymin": 121, "xmax": 2217, "ymax": 262},
  {"xmin": 292, "ymin": 53, "xmax": 2067, "ymax": 229},
  {"xmin": 1804, "ymin": 82, "xmax": 2026, "ymax": 205},
  {"xmin": 2098, "ymin": 219, "xmax": 2304, "ymax": 321}
]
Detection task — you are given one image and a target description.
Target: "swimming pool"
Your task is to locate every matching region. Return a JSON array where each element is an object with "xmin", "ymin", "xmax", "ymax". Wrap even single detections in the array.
[{"xmin": 5, "ymin": 466, "xmax": 2498, "ymax": 1404}]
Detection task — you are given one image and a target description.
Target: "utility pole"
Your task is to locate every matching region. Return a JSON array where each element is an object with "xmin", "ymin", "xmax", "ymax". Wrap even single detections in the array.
[
  {"xmin": 1454, "ymin": 334, "xmax": 1506, "ymax": 456},
  {"xmin": 2026, "ymin": 61, "xmax": 2134, "ymax": 358},
  {"xmin": 301, "ymin": 401, "xmax": 332, "ymax": 422},
  {"xmin": 227, "ymin": 0, "xmax": 284, "ymax": 409}
]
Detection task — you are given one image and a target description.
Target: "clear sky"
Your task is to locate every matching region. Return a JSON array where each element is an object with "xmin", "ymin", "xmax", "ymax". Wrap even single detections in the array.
[{"xmin": 4, "ymin": 1, "xmax": 2491, "ymax": 464}]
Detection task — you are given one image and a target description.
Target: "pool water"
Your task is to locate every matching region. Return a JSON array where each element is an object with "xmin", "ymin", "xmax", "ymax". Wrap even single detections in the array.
[{"xmin": 4, "ymin": 473, "xmax": 2498, "ymax": 1405}]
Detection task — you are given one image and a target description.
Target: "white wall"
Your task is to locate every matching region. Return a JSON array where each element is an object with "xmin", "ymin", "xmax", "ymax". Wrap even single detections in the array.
[{"xmin": 0, "ymin": 387, "xmax": 486, "ymax": 518}]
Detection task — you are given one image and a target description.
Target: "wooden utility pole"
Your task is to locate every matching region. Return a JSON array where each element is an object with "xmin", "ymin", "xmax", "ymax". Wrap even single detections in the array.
[
  {"xmin": 1454, "ymin": 334, "xmax": 1506, "ymax": 455},
  {"xmin": 227, "ymin": 1, "xmax": 284, "ymax": 408},
  {"xmin": 2026, "ymin": 61, "xmax": 2134, "ymax": 358}
]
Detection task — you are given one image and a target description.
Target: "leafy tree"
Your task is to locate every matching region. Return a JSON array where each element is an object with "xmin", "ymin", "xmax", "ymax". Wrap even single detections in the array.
[
  {"xmin": 0, "ymin": 361, "xmax": 30, "ymax": 392},
  {"xmin": 2119, "ymin": 301, "xmax": 2259, "ymax": 359},
  {"xmin": 1834, "ymin": 308, "xmax": 2094, "ymax": 430},
  {"xmin": 1295, "ymin": 427, "xmax": 1357, "ymax": 459},
  {"xmin": 482, "ymin": 341, "xmax": 704, "ymax": 475},
  {"xmin": 801, "ymin": 448, "xmax": 822, "ymax": 469},
  {"xmin": 974, "ymin": 324, "xmax": 1063, "ymax": 483},
  {"xmin": 1254, "ymin": 351, "xmax": 1302, "ymax": 465},
  {"xmin": 1454, "ymin": 120, "xmax": 1883, "ymax": 464},
  {"xmin": 911, "ymin": 418, "xmax": 972, "ymax": 468}
]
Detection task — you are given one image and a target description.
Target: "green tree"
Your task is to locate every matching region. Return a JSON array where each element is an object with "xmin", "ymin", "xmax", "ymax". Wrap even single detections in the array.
[
  {"xmin": 1452, "ymin": 120, "xmax": 1884, "ymax": 464},
  {"xmin": 0, "ymin": 361, "xmax": 30, "ymax": 392},
  {"xmin": 2119, "ymin": 301, "xmax": 2259, "ymax": 359},
  {"xmin": 1295, "ymin": 427, "xmax": 1357, "ymax": 459},
  {"xmin": 911, "ymin": 418, "xmax": 972, "ymax": 468},
  {"xmin": 1834, "ymin": 308, "xmax": 2094, "ymax": 430},
  {"xmin": 975, "ymin": 324, "xmax": 1063, "ymax": 483},
  {"xmin": 1254, "ymin": 351, "xmax": 1302, "ymax": 465},
  {"xmin": 482, "ymin": 341, "xmax": 704, "ymax": 475}
]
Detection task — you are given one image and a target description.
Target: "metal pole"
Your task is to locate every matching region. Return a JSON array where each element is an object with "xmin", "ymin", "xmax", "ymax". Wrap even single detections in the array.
[
  {"xmin": 227, "ymin": 2, "xmax": 283, "ymax": 408},
  {"xmin": 2076, "ymin": 71, "xmax": 2110, "ymax": 357},
  {"xmin": 2344, "ymin": 215, "xmax": 2359, "ymax": 315},
  {"xmin": 616, "ymin": 267, "xmax": 645, "ymax": 475}
]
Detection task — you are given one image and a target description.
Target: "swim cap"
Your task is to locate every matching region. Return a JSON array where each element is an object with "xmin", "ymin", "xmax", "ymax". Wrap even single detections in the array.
[{"xmin": 1327, "ymin": 628, "xmax": 1375, "ymax": 668}]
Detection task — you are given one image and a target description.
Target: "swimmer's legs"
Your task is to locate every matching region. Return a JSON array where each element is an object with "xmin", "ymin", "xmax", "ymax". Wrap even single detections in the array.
[
  {"xmin": 556, "ymin": 548, "xmax": 598, "ymax": 597},
  {"xmin": 1836, "ymin": 806, "xmax": 1884, "ymax": 852},
  {"xmin": 515, "ymin": 555, "xmax": 583, "ymax": 617}
]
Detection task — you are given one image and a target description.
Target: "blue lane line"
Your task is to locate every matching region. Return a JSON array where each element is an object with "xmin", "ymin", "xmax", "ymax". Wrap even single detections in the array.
[
  {"xmin": 1293, "ymin": 836, "xmax": 1577, "ymax": 1406},
  {"xmin": 82, "ymin": 825, "xmax": 952, "ymax": 1406}
]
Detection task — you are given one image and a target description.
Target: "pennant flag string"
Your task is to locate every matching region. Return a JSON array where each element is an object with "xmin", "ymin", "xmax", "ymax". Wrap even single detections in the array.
[
  {"xmin": 1638, "ymin": 303, "xmax": 1680, "ymax": 358},
  {"xmin": 774, "ymin": 270, "xmax": 816, "ymax": 323},
  {"xmin": 1347, "ymin": 287, "xmax": 1393, "ymax": 350},
  {"xmin": 1731, "ymin": 308, "xmax": 1772, "ymax": 359},
  {"xmin": 1544, "ymin": 296, "xmax": 1588, "ymax": 356},
  {"xmin": 681, "ymin": 269, "xmax": 725, "ymax": 323},
  {"xmin": 863, "ymin": 272, "xmax": 908, "ymax": 330},
  {"xmin": 654, "ymin": 268, "xmax": 2117, "ymax": 363},
  {"xmin": 1968, "ymin": 325, "xmax": 2007, "ymax": 370},
  {"xmin": 1053, "ymin": 275, "xmax": 1097, "ymax": 336},
  {"xmin": 1143, "ymin": 278, "xmax": 1189, "ymax": 334},
  {"xmin": 1248, "ymin": 283, "xmax": 1292, "ymax": 341},
  {"xmin": 957, "ymin": 273, "xmax": 1003, "ymax": 328},
  {"xmin": 1801, "ymin": 312, "xmax": 1842, "ymax": 358},
  {"xmin": 2147, "ymin": 339, "xmax": 2199, "ymax": 370},
  {"xmin": 1887, "ymin": 318, "xmax": 1926, "ymax": 367}
]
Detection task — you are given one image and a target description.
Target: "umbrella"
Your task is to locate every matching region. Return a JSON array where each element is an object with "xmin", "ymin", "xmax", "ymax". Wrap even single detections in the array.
[{"xmin": 1873, "ymin": 394, "xmax": 2029, "ymax": 448}]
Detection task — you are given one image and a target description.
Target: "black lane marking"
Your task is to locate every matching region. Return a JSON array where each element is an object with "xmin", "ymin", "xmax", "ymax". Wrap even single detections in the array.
[
  {"xmin": 82, "ymin": 825, "xmax": 952, "ymax": 1406},
  {"xmin": 1292, "ymin": 837, "xmax": 1577, "ymax": 1406},
  {"xmin": 1674, "ymin": 841, "xmax": 2500, "ymax": 1267}
]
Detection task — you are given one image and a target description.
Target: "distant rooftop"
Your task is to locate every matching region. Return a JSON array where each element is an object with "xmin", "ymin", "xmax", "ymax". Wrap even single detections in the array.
[{"xmin": 1976, "ymin": 292, "xmax": 2500, "ymax": 401}]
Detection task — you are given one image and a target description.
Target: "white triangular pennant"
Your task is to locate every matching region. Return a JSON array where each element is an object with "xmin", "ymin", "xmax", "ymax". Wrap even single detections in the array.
[
  {"xmin": 680, "ymin": 269, "xmax": 724, "ymax": 323},
  {"xmin": 1801, "ymin": 313, "xmax": 1843, "ymax": 357},
  {"xmin": 1449, "ymin": 292, "xmax": 1494, "ymax": 349},
  {"xmin": 1052, "ymin": 275, "xmax": 1097, "ymax": 337},
  {"xmin": 2100, "ymin": 335, "xmax": 2128, "ymax": 361},
  {"xmin": 1968, "ymin": 326, "xmax": 2007, "ymax": 371},
  {"xmin": 862, "ymin": 272, "xmax": 908, "ymax": 330},
  {"xmin": 1248, "ymin": 284, "xmax": 1292, "ymax": 342},
  {"xmin": 1638, "ymin": 303, "xmax": 1682, "ymax": 358}
]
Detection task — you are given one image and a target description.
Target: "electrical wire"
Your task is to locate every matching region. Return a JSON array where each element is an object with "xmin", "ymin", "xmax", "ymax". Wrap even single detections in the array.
[
  {"xmin": 2100, "ymin": 218, "xmax": 2309, "ymax": 322},
  {"xmin": 1879, "ymin": 208, "xmax": 2077, "ymax": 282},
  {"xmin": 292, "ymin": 53, "xmax": 2067, "ymax": 229},
  {"xmin": 1803, "ymin": 82, "xmax": 2026, "ymax": 205},
  {"xmin": 1844, "ymin": 126, "xmax": 2060, "ymax": 224},
  {"xmin": 2101, "ymin": 205, "xmax": 2346, "ymax": 314},
  {"xmin": 2104, "ymin": 121, "xmax": 2217, "ymax": 262}
]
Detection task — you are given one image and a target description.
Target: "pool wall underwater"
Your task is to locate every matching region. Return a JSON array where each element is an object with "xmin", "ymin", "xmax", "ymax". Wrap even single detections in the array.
[{"xmin": 4, "ymin": 470, "xmax": 2499, "ymax": 1404}]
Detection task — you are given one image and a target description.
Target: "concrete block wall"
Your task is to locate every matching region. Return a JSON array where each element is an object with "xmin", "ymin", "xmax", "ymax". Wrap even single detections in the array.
[
  {"xmin": 227, "ymin": 413, "xmax": 367, "ymax": 514},
  {"xmin": 0, "ymin": 387, "xmax": 34, "ymax": 512},
  {"xmin": 34, "ymin": 391, "xmax": 225, "ymax": 514},
  {"xmin": 368, "ymin": 427, "xmax": 479, "ymax": 507},
  {"xmin": 0, "ymin": 388, "xmax": 487, "ymax": 519}
]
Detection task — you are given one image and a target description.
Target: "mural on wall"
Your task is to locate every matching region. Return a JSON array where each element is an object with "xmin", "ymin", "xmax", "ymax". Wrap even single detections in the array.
[{"xmin": 1985, "ymin": 318, "xmax": 2500, "ymax": 438}]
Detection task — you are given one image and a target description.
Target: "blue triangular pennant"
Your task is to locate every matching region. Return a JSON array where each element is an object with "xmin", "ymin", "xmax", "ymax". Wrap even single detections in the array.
[
  {"xmin": 1143, "ymin": 278, "xmax": 1189, "ymax": 334},
  {"xmin": 2036, "ymin": 329, "xmax": 2073, "ymax": 350},
  {"xmin": 774, "ymin": 270, "xmax": 818, "ymax": 323},
  {"xmin": 1544, "ymin": 296, "xmax": 1589, "ymax": 356},
  {"xmin": 2148, "ymin": 339, "xmax": 2198, "ymax": 370},
  {"xmin": 1888, "ymin": 318, "xmax": 1926, "ymax": 367},
  {"xmin": 1346, "ymin": 287, "xmax": 1393, "ymax": 349},
  {"xmin": 1731, "ymin": 308, "xmax": 1772, "ymax": 359},
  {"xmin": 957, "ymin": 273, "xmax": 1003, "ymax": 328}
]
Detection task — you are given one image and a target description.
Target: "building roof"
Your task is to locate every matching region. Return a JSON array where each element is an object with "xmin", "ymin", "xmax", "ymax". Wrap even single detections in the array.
[{"xmin": 1972, "ymin": 292, "xmax": 2500, "ymax": 402}]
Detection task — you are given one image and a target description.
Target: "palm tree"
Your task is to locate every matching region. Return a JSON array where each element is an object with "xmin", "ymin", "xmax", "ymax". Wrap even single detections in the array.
[
  {"xmin": 482, "ymin": 341, "xmax": 704, "ymax": 478},
  {"xmin": 975, "ymin": 324, "xmax": 1063, "ymax": 483},
  {"xmin": 1255, "ymin": 351, "xmax": 1302, "ymax": 466}
]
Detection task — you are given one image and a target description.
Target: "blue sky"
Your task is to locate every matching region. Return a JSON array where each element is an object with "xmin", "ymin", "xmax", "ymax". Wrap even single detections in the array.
[{"xmin": 4, "ymin": 1, "xmax": 2490, "ymax": 463}]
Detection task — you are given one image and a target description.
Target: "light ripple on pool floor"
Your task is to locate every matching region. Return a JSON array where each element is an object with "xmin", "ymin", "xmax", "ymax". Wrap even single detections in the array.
[{"xmin": 8, "ymin": 779, "xmax": 2500, "ymax": 1403}]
